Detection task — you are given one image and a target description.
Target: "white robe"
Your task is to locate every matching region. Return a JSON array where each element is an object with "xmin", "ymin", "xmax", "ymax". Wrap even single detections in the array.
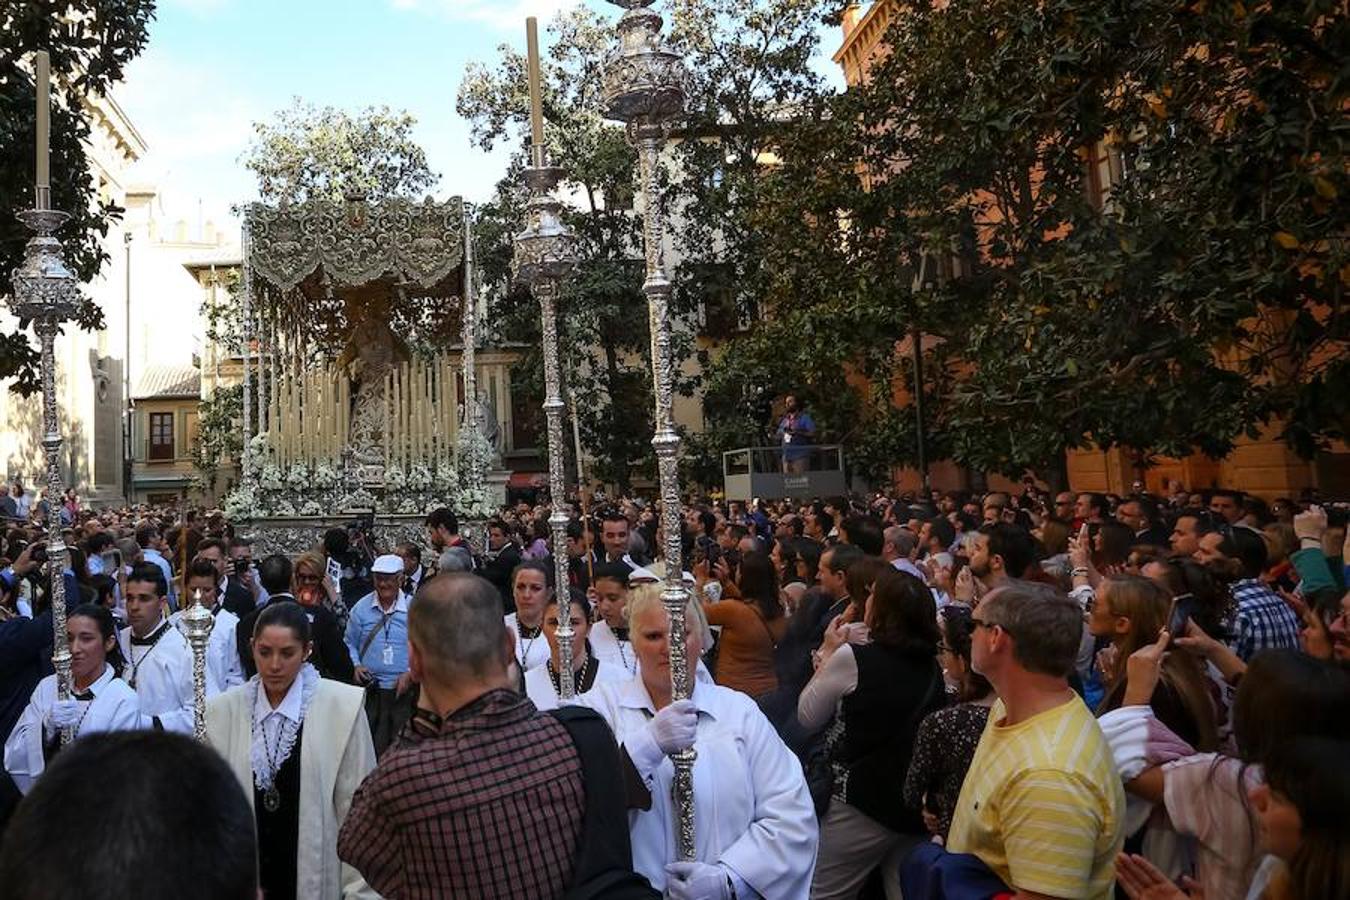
[
  {"xmin": 118, "ymin": 620, "xmax": 196, "ymax": 734},
  {"xmin": 523, "ymin": 657, "xmax": 629, "ymax": 711},
  {"xmin": 589, "ymin": 620, "xmax": 639, "ymax": 677},
  {"xmin": 3, "ymin": 665, "xmax": 141, "ymax": 794},
  {"xmin": 206, "ymin": 677, "xmax": 378, "ymax": 900},
  {"xmin": 578, "ymin": 677, "xmax": 818, "ymax": 898},
  {"xmin": 504, "ymin": 613, "xmax": 552, "ymax": 672},
  {"xmin": 170, "ymin": 606, "xmax": 245, "ymax": 694}
]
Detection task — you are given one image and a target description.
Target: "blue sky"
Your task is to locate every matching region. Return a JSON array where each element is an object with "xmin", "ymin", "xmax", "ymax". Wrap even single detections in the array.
[{"xmin": 116, "ymin": 0, "xmax": 847, "ymax": 232}]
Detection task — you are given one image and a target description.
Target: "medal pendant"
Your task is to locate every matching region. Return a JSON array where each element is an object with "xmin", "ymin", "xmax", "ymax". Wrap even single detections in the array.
[{"xmin": 263, "ymin": 786, "xmax": 281, "ymax": 812}]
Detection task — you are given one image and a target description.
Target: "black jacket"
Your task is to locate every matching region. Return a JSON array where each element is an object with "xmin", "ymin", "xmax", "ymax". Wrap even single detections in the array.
[{"xmin": 236, "ymin": 593, "xmax": 355, "ymax": 684}]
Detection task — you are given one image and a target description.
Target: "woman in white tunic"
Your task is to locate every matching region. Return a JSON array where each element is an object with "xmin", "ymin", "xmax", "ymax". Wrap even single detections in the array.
[
  {"xmin": 523, "ymin": 589, "xmax": 628, "ymax": 711},
  {"xmin": 579, "ymin": 584, "xmax": 818, "ymax": 899},
  {"xmin": 206, "ymin": 601, "xmax": 377, "ymax": 900},
  {"xmin": 504, "ymin": 560, "xmax": 553, "ymax": 673},
  {"xmin": 5, "ymin": 603, "xmax": 140, "ymax": 793}
]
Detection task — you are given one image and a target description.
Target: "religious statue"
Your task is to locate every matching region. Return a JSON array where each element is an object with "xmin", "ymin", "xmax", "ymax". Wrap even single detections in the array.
[{"xmin": 336, "ymin": 316, "xmax": 410, "ymax": 482}]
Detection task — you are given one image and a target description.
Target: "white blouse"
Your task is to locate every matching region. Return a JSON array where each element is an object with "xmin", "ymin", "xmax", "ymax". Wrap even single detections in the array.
[
  {"xmin": 579, "ymin": 677, "xmax": 818, "ymax": 898},
  {"xmin": 4, "ymin": 664, "xmax": 141, "ymax": 793},
  {"xmin": 504, "ymin": 613, "xmax": 552, "ymax": 672},
  {"xmin": 523, "ymin": 657, "xmax": 629, "ymax": 711},
  {"xmin": 118, "ymin": 620, "xmax": 196, "ymax": 734},
  {"xmin": 589, "ymin": 620, "xmax": 639, "ymax": 677}
]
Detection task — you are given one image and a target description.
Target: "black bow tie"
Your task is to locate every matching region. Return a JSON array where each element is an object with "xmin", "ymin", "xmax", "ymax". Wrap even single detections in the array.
[
  {"xmin": 73, "ymin": 689, "xmax": 94, "ymax": 702},
  {"xmin": 612, "ymin": 627, "xmax": 630, "ymax": 643},
  {"xmin": 130, "ymin": 621, "xmax": 169, "ymax": 647}
]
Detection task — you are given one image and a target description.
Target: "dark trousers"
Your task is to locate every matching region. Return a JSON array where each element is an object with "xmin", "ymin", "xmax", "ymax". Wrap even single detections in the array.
[{"xmin": 364, "ymin": 686, "xmax": 414, "ymax": 757}]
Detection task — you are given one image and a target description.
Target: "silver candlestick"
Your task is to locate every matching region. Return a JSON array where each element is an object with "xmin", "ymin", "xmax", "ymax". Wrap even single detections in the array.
[
  {"xmin": 513, "ymin": 20, "xmax": 580, "ymax": 699},
  {"xmin": 10, "ymin": 203, "xmax": 83, "ymax": 746},
  {"xmin": 181, "ymin": 589, "xmax": 215, "ymax": 742},
  {"xmin": 602, "ymin": 0, "xmax": 694, "ymax": 861}
]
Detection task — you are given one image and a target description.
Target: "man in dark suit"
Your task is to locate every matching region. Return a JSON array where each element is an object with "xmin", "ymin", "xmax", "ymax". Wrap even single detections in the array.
[
  {"xmin": 192, "ymin": 538, "xmax": 254, "ymax": 619},
  {"xmin": 235, "ymin": 554, "xmax": 354, "ymax": 684},
  {"xmin": 478, "ymin": 519, "xmax": 522, "ymax": 613}
]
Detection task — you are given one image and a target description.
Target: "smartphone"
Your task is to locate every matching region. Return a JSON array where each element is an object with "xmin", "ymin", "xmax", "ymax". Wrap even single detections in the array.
[
  {"xmin": 1168, "ymin": 594, "xmax": 1197, "ymax": 636},
  {"xmin": 31, "ymin": 544, "xmax": 47, "ymax": 564},
  {"xmin": 100, "ymin": 548, "xmax": 122, "ymax": 572},
  {"xmin": 233, "ymin": 557, "xmax": 251, "ymax": 576}
]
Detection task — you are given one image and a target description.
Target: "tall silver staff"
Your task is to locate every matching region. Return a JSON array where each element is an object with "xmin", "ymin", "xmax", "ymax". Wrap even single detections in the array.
[
  {"xmin": 181, "ymin": 590, "xmax": 215, "ymax": 742},
  {"xmin": 9, "ymin": 52, "xmax": 80, "ymax": 745},
  {"xmin": 601, "ymin": 0, "xmax": 695, "ymax": 859},
  {"xmin": 512, "ymin": 18, "xmax": 579, "ymax": 698}
]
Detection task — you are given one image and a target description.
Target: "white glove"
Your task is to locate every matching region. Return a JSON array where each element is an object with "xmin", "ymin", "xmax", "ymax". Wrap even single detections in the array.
[
  {"xmin": 648, "ymin": 699, "xmax": 698, "ymax": 755},
  {"xmin": 46, "ymin": 698, "xmax": 83, "ymax": 735},
  {"xmin": 665, "ymin": 861, "xmax": 731, "ymax": 900}
]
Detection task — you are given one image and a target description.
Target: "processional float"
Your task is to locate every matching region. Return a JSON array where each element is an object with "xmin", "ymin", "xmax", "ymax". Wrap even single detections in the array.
[
  {"xmin": 227, "ymin": 191, "xmax": 498, "ymax": 553},
  {"xmin": 509, "ymin": 1, "xmax": 696, "ymax": 858}
]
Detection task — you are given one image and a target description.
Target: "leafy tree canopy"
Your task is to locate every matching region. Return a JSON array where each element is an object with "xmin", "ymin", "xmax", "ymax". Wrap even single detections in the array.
[
  {"xmin": 1, "ymin": 1, "xmax": 156, "ymax": 394},
  {"xmin": 241, "ymin": 99, "xmax": 439, "ymax": 204}
]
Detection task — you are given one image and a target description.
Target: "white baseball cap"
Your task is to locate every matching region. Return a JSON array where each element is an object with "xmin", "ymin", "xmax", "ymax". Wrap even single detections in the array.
[{"xmin": 372, "ymin": 554, "xmax": 404, "ymax": 575}]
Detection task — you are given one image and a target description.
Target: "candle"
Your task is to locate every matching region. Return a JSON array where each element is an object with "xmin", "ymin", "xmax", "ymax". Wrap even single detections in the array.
[
  {"xmin": 35, "ymin": 50, "xmax": 50, "ymax": 206},
  {"xmin": 384, "ymin": 371, "xmax": 391, "ymax": 466},
  {"xmin": 526, "ymin": 18, "xmax": 544, "ymax": 166}
]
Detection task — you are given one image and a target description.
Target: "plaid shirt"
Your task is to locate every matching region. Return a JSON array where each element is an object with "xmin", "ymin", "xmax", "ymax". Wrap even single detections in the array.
[
  {"xmin": 1229, "ymin": 578, "xmax": 1302, "ymax": 662},
  {"xmin": 338, "ymin": 688, "xmax": 584, "ymax": 899}
]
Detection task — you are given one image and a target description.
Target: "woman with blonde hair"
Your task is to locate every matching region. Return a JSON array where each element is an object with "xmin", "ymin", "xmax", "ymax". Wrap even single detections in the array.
[
  {"xmin": 1088, "ymin": 574, "xmax": 1217, "ymax": 752},
  {"xmin": 579, "ymin": 582, "xmax": 817, "ymax": 898},
  {"xmin": 294, "ymin": 550, "xmax": 347, "ymax": 630}
]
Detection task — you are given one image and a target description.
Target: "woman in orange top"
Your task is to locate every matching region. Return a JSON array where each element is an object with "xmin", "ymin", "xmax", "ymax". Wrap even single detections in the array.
[{"xmin": 705, "ymin": 551, "xmax": 788, "ymax": 698}]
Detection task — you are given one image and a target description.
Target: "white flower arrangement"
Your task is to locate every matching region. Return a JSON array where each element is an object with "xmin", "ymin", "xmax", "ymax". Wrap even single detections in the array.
[
  {"xmin": 311, "ymin": 461, "xmax": 341, "ymax": 490},
  {"xmin": 258, "ymin": 462, "xmax": 285, "ymax": 493},
  {"xmin": 342, "ymin": 486, "xmax": 377, "ymax": 511},
  {"xmin": 223, "ymin": 482, "xmax": 258, "ymax": 521},
  {"xmin": 407, "ymin": 462, "xmax": 434, "ymax": 492},
  {"xmin": 271, "ymin": 499, "xmax": 296, "ymax": 517},
  {"xmin": 285, "ymin": 462, "xmax": 310, "ymax": 491},
  {"xmin": 299, "ymin": 499, "xmax": 325, "ymax": 517},
  {"xmin": 384, "ymin": 462, "xmax": 407, "ymax": 491}
]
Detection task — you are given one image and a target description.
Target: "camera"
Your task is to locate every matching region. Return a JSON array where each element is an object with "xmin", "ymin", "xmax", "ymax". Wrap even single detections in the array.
[{"xmin": 233, "ymin": 557, "xmax": 251, "ymax": 576}]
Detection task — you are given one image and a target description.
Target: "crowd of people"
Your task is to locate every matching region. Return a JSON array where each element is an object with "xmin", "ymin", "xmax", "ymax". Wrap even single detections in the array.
[{"xmin": 0, "ymin": 477, "xmax": 1347, "ymax": 899}]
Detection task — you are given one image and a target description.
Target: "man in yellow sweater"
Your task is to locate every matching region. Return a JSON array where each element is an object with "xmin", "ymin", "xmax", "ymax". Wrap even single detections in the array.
[{"xmin": 946, "ymin": 581, "xmax": 1124, "ymax": 899}]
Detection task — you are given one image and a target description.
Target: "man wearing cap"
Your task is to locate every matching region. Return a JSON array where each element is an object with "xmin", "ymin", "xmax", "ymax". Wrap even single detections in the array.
[{"xmin": 345, "ymin": 554, "xmax": 415, "ymax": 756}]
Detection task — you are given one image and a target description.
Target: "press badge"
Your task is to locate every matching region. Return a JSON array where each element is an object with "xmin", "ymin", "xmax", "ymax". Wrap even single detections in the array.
[{"xmin": 382, "ymin": 644, "xmax": 395, "ymax": 666}]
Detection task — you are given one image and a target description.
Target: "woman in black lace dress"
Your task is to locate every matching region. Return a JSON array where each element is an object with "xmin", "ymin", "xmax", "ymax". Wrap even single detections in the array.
[{"xmin": 903, "ymin": 605, "xmax": 996, "ymax": 842}]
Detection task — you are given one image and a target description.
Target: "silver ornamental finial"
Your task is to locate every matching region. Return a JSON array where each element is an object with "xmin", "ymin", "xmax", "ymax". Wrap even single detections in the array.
[{"xmin": 182, "ymin": 590, "xmax": 215, "ymax": 742}]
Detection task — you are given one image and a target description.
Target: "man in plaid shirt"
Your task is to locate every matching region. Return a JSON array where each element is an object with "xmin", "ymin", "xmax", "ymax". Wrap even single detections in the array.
[
  {"xmin": 1196, "ymin": 524, "xmax": 1301, "ymax": 661},
  {"xmin": 338, "ymin": 573, "xmax": 585, "ymax": 899}
]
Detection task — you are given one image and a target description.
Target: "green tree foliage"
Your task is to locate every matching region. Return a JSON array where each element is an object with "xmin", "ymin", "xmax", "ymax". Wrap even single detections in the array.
[
  {"xmin": 709, "ymin": 0, "xmax": 1347, "ymax": 478},
  {"xmin": 0, "ymin": 2, "xmax": 156, "ymax": 393},
  {"xmin": 458, "ymin": 7, "xmax": 658, "ymax": 491},
  {"xmin": 241, "ymin": 99, "xmax": 439, "ymax": 203}
]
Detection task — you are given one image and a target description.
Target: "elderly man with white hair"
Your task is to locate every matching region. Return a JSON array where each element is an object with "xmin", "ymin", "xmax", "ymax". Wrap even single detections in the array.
[
  {"xmin": 579, "ymin": 583, "xmax": 818, "ymax": 899},
  {"xmin": 344, "ymin": 553, "xmax": 415, "ymax": 756}
]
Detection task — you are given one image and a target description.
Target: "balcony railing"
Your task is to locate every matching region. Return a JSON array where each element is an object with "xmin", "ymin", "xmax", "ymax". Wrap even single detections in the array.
[{"xmin": 722, "ymin": 445, "xmax": 847, "ymax": 500}]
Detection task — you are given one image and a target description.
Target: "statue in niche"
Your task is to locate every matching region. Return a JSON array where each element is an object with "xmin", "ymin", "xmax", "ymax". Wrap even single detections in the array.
[{"xmin": 336, "ymin": 316, "xmax": 410, "ymax": 482}]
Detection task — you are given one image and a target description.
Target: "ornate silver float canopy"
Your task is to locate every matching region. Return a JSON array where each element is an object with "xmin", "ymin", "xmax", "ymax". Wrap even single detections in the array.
[{"xmin": 245, "ymin": 196, "xmax": 465, "ymax": 294}]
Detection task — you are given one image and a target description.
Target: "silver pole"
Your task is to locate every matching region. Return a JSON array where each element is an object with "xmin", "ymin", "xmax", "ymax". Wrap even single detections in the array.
[
  {"xmin": 241, "ymin": 222, "xmax": 253, "ymax": 479},
  {"xmin": 181, "ymin": 589, "xmax": 215, "ymax": 742},
  {"xmin": 513, "ymin": 20, "xmax": 580, "ymax": 699},
  {"xmin": 461, "ymin": 213, "xmax": 479, "ymax": 480},
  {"xmin": 602, "ymin": 0, "xmax": 694, "ymax": 860},
  {"xmin": 12, "ymin": 205, "xmax": 83, "ymax": 745}
]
